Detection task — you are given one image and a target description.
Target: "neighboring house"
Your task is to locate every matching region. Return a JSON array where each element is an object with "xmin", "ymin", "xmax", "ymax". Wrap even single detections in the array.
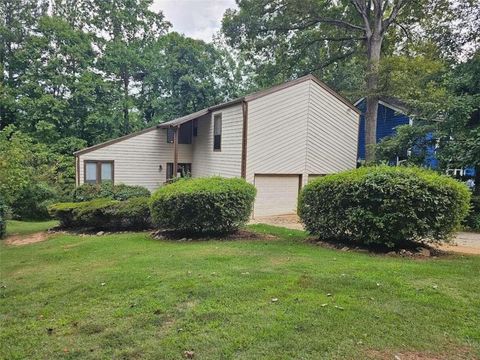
[
  {"xmin": 74, "ymin": 75, "xmax": 360, "ymax": 217},
  {"xmin": 355, "ymin": 97, "xmax": 412, "ymax": 163},
  {"xmin": 355, "ymin": 97, "xmax": 476, "ymax": 177}
]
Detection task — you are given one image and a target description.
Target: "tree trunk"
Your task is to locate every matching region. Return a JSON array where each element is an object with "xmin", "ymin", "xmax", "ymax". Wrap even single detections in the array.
[
  {"xmin": 122, "ymin": 73, "xmax": 130, "ymax": 134},
  {"xmin": 364, "ymin": 35, "xmax": 382, "ymax": 163}
]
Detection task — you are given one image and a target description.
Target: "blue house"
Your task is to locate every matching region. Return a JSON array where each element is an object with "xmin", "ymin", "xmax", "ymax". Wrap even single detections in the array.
[
  {"xmin": 355, "ymin": 97, "xmax": 411, "ymax": 162},
  {"xmin": 355, "ymin": 97, "xmax": 475, "ymax": 177}
]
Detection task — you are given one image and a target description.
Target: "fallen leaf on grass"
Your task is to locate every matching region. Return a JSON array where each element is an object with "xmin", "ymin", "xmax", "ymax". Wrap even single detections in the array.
[{"xmin": 184, "ymin": 350, "xmax": 195, "ymax": 358}]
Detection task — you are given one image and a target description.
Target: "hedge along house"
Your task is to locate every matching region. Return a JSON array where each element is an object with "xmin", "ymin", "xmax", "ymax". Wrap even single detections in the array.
[
  {"xmin": 75, "ymin": 75, "xmax": 360, "ymax": 217},
  {"xmin": 355, "ymin": 97, "xmax": 476, "ymax": 178}
]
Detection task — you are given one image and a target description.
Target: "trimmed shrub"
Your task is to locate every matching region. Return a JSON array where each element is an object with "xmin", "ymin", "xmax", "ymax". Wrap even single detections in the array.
[
  {"xmin": 298, "ymin": 166, "xmax": 471, "ymax": 247},
  {"xmin": 464, "ymin": 195, "xmax": 480, "ymax": 231},
  {"xmin": 48, "ymin": 197, "xmax": 151, "ymax": 230},
  {"xmin": 0, "ymin": 195, "xmax": 6, "ymax": 239},
  {"xmin": 150, "ymin": 177, "xmax": 256, "ymax": 235},
  {"xmin": 47, "ymin": 201, "xmax": 85, "ymax": 228},
  {"xmin": 72, "ymin": 183, "xmax": 150, "ymax": 202},
  {"xmin": 107, "ymin": 197, "xmax": 152, "ymax": 230}
]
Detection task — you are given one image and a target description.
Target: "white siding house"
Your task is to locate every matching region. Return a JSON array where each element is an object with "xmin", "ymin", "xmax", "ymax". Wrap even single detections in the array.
[{"xmin": 75, "ymin": 75, "xmax": 360, "ymax": 217}]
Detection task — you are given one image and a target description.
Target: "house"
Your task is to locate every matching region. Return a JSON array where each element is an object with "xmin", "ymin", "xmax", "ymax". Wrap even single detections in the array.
[
  {"xmin": 355, "ymin": 97, "xmax": 476, "ymax": 177},
  {"xmin": 355, "ymin": 97, "xmax": 412, "ymax": 163},
  {"xmin": 74, "ymin": 75, "xmax": 361, "ymax": 217}
]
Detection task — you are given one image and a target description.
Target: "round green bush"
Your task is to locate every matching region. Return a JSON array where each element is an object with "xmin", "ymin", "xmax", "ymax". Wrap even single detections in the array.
[
  {"xmin": 0, "ymin": 195, "xmax": 6, "ymax": 239},
  {"xmin": 298, "ymin": 166, "xmax": 471, "ymax": 247},
  {"xmin": 150, "ymin": 177, "xmax": 256, "ymax": 235},
  {"xmin": 72, "ymin": 183, "xmax": 150, "ymax": 202}
]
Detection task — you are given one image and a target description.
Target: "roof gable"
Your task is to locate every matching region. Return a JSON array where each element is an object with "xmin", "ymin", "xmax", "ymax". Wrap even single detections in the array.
[{"xmin": 75, "ymin": 75, "xmax": 359, "ymax": 155}]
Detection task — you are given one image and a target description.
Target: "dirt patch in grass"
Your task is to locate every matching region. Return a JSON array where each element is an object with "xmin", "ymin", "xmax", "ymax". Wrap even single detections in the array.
[
  {"xmin": 151, "ymin": 229, "xmax": 278, "ymax": 242},
  {"xmin": 4, "ymin": 232, "xmax": 51, "ymax": 246}
]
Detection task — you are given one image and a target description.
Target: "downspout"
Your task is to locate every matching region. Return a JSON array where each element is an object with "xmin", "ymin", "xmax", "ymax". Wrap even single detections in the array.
[
  {"xmin": 75, "ymin": 154, "xmax": 80, "ymax": 186},
  {"xmin": 173, "ymin": 126, "xmax": 179, "ymax": 178},
  {"xmin": 241, "ymin": 100, "xmax": 248, "ymax": 179}
]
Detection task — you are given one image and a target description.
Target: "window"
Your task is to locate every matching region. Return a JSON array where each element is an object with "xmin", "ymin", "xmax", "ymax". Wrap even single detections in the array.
[
  {"xmin": 167, "ymin": 124, "xmax": 192, "ymax": 144},
  {"xmin": 178, "ymin": 122, "xmax": 192, "ymax": 144},
  {"xmin": 84, "ymin": 161, "xmax": 114, "ymax": 184},
  {"xmin": 213, "ymin": 114, "xmax": 222, "ymax": 151},
  {"xmin": 167, "ymin": 128, "xmax": 175, "ymax": 143},
  {"xmin": 166, "ymin": 163, "xmax": 192, "ymax": 181},
  {"xmin": 193, "ymin": 119, "xmax": 198, "ymax": 137}
]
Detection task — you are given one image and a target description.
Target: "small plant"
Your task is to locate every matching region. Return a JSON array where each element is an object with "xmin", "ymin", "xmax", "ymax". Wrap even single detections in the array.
[
  {"xmin": 48, "ymin": 197, "xmax": 152, "ymax": 231},
  {"xmin": 150, "ymin": 177, "xmax": 256, "ymax": 235},
  {"xmin": 72, "ymin": 183, "xmax": 150, "ymax": 202},
  {"xmin": 298, "ymin": 166, "xmax": 471, "ymax": 247}
]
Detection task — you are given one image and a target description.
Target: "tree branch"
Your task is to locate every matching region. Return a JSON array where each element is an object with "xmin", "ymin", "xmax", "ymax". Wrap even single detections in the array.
[
  {"xmin": 394, "ymin": 20, "xmax": 411, "ymax": 40},
  {"xmin": 306, "ymin": 49, "xmax": 357, "ymax": 74},
  {"xmin": 383, "ymin": 0, "xmax": 408, "ymax": 31},
  {"xmin": 350, "ymin": 0, "xmax": 372, "ymax": 37},
  {"xmin": 266, "ymin": 17, "xmax": 365, "ymax": 33}
]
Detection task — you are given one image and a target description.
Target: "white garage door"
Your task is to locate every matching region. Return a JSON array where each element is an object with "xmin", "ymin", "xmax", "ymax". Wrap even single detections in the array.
[{"xmin": 254, "ymin": 175, "xmax": 300, "ymax": 217}]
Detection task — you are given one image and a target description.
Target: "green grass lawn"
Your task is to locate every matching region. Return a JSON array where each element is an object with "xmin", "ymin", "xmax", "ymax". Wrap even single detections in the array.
[
  {"xmin": 0, "ymin": 224, "xmax": 479, "ymax": 359},
  {"xmin": 6, "ymin": 219, "xmax": 59, "ymax": 236}
]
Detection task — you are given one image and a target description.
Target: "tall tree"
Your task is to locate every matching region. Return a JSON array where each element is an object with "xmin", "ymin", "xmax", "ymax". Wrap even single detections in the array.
[
  {"xmin": 222, "ymin": 0, "xmax": 476, "ymax": 162},
  {"xmin": 0, "ymin": 0, "xmax": 48, "ymax": 129},
  {"xmin": 138, "ymin": 33, "xmax": 245, "ymax": 124},
  {"xmin": 92, "ymin": 0, "xmax": 170, "ymax": 134}
]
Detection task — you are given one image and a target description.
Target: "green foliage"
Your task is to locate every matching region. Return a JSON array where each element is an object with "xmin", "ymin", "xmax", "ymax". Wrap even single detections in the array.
[
  {"xmin": 464, "ymin": 196, "xmax": 480, "ymax": 231},
  {"xmin": 13, "ymin": 183, "xmax": 57, "ymax": 220},
  {"xmin": 48, "ymin": 197, "xmax": 151, "ymax": 230},
  {"xmin": 112, "ymin": 184, "xmax": 151, "ymax": 201},
  {"xmin": 108, "ymin": 197, "xmax": 152, "ymax": 230},
  {"xmin": 0, "ymin": 195, "xmax": 6, "ymax": 239},
  {"xmin": 72, "ymin": 183, "xmax": 150, "ymax": 202},
  {"xmin": 139, "ymin": 32, "xmax": 245, "ymax": 124},
  {"xmin": 298, "ymin": 166, "xmax": 471, "ymax": 247},
  {"xmin": 150, "ymin": 177, "xmax": 256, "ymax": 235},
  {"xmin": 0, "ymin": 126, "xmax": 80, "ymax": 219},
  {"xmin": 375, "ymin": 124, "xmax": 436, "ymax": 166}
]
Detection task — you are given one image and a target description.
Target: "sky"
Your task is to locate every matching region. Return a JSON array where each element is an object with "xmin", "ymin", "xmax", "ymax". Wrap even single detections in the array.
[{"xmin": 151, "ymin": 0, "xmax": 237, "ymax": 42}]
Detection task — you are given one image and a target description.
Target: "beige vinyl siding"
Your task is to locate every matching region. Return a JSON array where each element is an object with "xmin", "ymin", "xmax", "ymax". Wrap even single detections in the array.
[
  {"xmin": 246, "ymin": 81, "xmax": 311, "ymax": 183},
  {"xmin": 305, "ymin": 81, "xmax": 359, "ymax": 174},
  {"xmin": 78, "ymin": 128, "xmax": 192, "ymax": 192},
  {"xmin": 191, "ymin": 104, "xmax": 243, "ymax": 178}
]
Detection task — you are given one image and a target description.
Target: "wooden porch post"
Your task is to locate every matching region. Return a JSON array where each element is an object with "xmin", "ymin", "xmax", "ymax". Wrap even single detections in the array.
[{"xmin": 173, "ymin": 126, "xmax": 178, "ymax": 178}]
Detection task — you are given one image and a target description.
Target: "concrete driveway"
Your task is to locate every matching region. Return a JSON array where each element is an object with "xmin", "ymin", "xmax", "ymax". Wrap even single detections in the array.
[{"xmin": 250, "ymin": 215, "xmax": 480, "ymax": 255}]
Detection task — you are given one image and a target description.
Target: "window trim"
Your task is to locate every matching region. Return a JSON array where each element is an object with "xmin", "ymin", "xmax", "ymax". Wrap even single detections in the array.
[
  {"xmin": 84, "ymin": 160, "xmax": 114, "ymax": 185},
  {"xmin": 213, "ymin": 113, "xmax": 222, "ymax": 151}
]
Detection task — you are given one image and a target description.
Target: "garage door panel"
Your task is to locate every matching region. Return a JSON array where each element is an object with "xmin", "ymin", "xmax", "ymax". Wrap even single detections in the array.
[{"xmin": 254, "ymin": 175, "xmax": 300, "ymax": 217}]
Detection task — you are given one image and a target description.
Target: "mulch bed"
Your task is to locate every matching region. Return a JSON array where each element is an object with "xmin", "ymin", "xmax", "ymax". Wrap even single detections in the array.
[
  {"xmin": 307, "ymin": 236, "xmax": 449, "ymax": 258},
  {"xmin": 48, "ymin": 227, "xmax": 278, "ymax": 242},
  {"xmin": 150, "ymin": 229, "xmax": 278, "ymax": 242}
]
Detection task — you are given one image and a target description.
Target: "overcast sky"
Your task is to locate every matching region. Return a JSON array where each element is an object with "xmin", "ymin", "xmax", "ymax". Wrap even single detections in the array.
[{"xmin": 151, "ymin": 0, "xmax": 237, "ymax": 42}]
